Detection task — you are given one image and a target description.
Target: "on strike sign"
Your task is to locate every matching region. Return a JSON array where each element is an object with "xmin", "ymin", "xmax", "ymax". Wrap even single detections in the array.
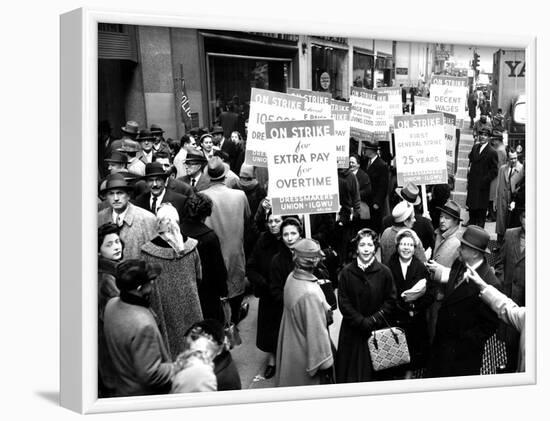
[
  {"xmin": 428, "ymin": 74, "xmax": 468, "ymax": 119},
  {"xmin": 264, "ymin": 119, "xmax": 339, "ymax": 215},
  {"xmin": 331, "ymin": 99, "xmax": 351, "ymax": 168},
  {"xmin": 245, "ymin": 88, "xmax": 306, "ymax": 167},
  {"xmin": 394, "ymin": 113, "xmax": 448, "ymax": 186},
  {"xmin": 287, "ymin": 88, "xmax": 332, "ymax": 119}
]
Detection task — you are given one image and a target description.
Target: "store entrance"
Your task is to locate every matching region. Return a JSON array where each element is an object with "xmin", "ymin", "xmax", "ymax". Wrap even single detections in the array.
[{"xmin": 207, "ymin": 54, "xmax": 292, "ymax": 126}]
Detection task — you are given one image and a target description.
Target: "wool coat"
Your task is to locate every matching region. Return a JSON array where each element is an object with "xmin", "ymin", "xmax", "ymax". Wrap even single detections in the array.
[
  {"xmin": 234, "ymin": 181, "xmax": 266, "ymax": 258},
  {"xmin": 466, "ymin": 143, "xmax": 499, "ymax": 210},
  {"xmin": 103, "ymin": 296, "xmax": 174, "ymax": 397},
  {"xmin": 335, "ymin": 259, "xmax": 397, "ymax": 383},
  {"xmin": 275, "ymin": 269, "xmax": 334, "ymax": 387},
  {"xmin": 203, "ymin": 182, "xmax": 251, "ymax": 299},
  {"xmin": 427, "ymin": 224, "xmax": 464, "ymax": 343},
  {"xmin": 178, "ymin": 169, "xmax": 211, "ymax": 193},
  {"xmin": 180, "ymin": 219, "xmax": 228, "ymax": 323},
  {"xmin": 495, "ymin": 163, "xmax": 523, "ymax": 236},
  {"xmin": 140, "ymin": 236, "xmax": 203, "ymax": 360},
  {"xmin": 427, "ymin": 259, "xmax": 500, "ymax": 378},
  {"xmin": 363, "ymin": 155, "xmax": 389, "ymax": 210},
  {"xmin": 246, "ymin": 231, "xmax": 285, "ymax": 352},
  {"xmin": 269, "ymin": 247, "xmax": 330, "ymax": 354},
  {"xmin": 489, "ymin": 144, "xmax": 508, "ymax": 201},
  {"xmin": 98, "ymin": 203, "xmax": 157, "ymax": 259},
  {"xmin": 387, "ymin": 253, "xmax": 434, "ymax": 368}
]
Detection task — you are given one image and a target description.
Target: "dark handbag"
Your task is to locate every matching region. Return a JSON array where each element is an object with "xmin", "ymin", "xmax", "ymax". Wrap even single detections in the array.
[
  {"xmin": 221, "ymin": 298, "xmax": 242, "ymax": 349},
  {"xmin": 367, "ymin": 312, "xmax": 410, "ymax": 371}
]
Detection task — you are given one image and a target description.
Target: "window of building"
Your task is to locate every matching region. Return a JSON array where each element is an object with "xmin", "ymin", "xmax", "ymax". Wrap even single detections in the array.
[{"xmin": 311, "ymin": 45, "xmax": 347, "ymax": 99}]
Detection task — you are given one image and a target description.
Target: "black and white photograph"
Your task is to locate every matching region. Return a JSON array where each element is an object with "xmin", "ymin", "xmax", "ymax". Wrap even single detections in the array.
[
  {"xmin": 6, "ymin": 1, "xmax": 544, "ymax": 420},
  {"xmin": 93, "ymin": 19, "xmax": 532, "ymax": 402}
]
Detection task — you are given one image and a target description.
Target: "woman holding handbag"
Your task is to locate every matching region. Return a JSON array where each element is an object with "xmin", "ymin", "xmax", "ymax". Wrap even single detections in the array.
[
  {"xmin": 335, "ymin": 228, "xmax": 397, "ymax": 383},
  {"xmin": 386, "ymin": 228, "xmax": 435, "ymax": 379}
]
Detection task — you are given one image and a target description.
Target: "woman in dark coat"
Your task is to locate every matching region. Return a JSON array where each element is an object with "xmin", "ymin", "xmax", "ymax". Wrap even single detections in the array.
[
  {"xmin": 180, "ymin": 193, "xmax": 228, "ymax": 324},
  {"xmin": 267, "ymin": 217, "xmax": 330, "ymax": 379},
  {"xmin": 386, "ymin": 228, "xmax": 434, "ymax": 378},
  {"xmin": 246, "ymin": 212, "xmax": 285, "ymax": 377},
  {"xmin": 335, "ymin": 228, "xmax": 397, "ymax": 383}
]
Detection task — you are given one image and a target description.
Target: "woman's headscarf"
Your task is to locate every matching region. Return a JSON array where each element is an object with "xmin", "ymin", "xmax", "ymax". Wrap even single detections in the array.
[{"xmin": 156, "ymin": 203, "xmax": 185, "ymax": 254}]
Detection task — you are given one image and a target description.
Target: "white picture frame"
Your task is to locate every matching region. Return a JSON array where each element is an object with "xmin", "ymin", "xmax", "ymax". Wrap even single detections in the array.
[{"xmin": 60, "ymin": 6, "xmax": 537, "ymax": 414}]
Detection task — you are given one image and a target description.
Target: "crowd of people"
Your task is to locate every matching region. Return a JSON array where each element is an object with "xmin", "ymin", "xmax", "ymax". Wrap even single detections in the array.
[{"xmin": 97, "ymin": 113, "xmax": 526, "ymax": 398}]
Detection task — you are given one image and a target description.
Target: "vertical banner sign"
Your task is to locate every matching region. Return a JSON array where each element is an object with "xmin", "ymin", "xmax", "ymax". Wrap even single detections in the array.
[
  {"xmin": 264, "ymin": 119, "xmax": 340, "ymax": 215},
  {"xmin": 429, "ymin": 74, "xmax": 468, "ymax": 124},
  {"xmin": 350, "ymin": 87, "xmax": 377, "ymax": 143},
  {"xmin": 375, "ymin": 86, "xmax": 403, "ymax": 126},
  {"xmin": 428, "ymin": 109, "xmax": 457, "ymax": 175},
  {"xmin": 414, "ymin": 97, "xmax": 429, "ymax": 115},
  {"xmin": 394, "ymin": 113, "xmax": 448, "ymax": 186},
  {"xmin": 245, "ymin": 88, "xmax": 306, "ymax": 167},
  {"xmin": 180, "ymin": 76, "xmax": 192, "ymax": 130},
  {"xmin": 331, "ymin": 99, "xmax": 351, "ymax": 168},
  {"xmin": 287, "ymin": 88, "xmax": 332, "ymax": 119},
  {"xmin": 374, "ymin": 92, "xmax": 390, "ymax": 142}
]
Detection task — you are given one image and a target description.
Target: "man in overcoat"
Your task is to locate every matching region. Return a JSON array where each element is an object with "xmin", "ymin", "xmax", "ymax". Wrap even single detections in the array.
[
  {"xmin": 494, "ymin": 150, "xmax": 523, "ymax": 243},
  {"xmin": 466, "ymin": 128, "xmax": 499, "ymax": 228},
  {"xmin": 98, "ymin": 173, "xmax": 157, "ymax": 259},
  {"xmin": 494, "ymin": 207, "xmax": 525, "ymax": 371},
  {"xmin": 202, "ymin": 157, "xmax": 251, "ymax": 324},
  {"xmin": 212, "ymin": 125, "xmax": 239, "ymax": 173},
  {"xmin": 361, "ymin": 139, "xmax": 389, "ymax": 234},
  {"xmin": 134, "ymin": 162, "xmax": 190, "ymax": 222},
  {"xmin": 426, "ymin": 200, "xmax": 464, "ymax": 343},
  {"xmin": 103, "ymin": 259, "xmax": 174, "ymax": 397},
  {"xmin": 426, "ymin": 225, "xmax": 501, "ymax": 377}
]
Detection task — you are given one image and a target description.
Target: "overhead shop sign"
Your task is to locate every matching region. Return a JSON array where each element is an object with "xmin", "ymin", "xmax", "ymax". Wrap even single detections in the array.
[
  {"xmin": 429, "ymin": 74, "xmax": 468, "ymax": 121},
  {"xmin": 287, "ymin": 88, "xmax": 332, "ymax": 120},
  {"xmin": 428, "ymin": 109, "xmax": 457, "ymax": 175},
  {"xmin": 331, "ymin": 99, "xmax": 352, "ymax": 168},
  {"xmin": 245, "ymin": 88, "xmax": 306, "ymax": 167},
  {"xmin": 264, "ymin": 119, "xmax": 339, "ymax": 215},
  {"xmin": 394, "ymin": 113, "xmax": 448, "ymax": 186}
]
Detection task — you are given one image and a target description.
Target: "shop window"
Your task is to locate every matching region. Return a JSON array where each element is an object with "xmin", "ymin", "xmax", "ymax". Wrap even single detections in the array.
[
  {"xmin": 311, "ymin": 45, "xmax": 347, "ymax": 99},
  {"xmin": 353, "ymin": 51, "xmax": 374, "ymax": 90}
]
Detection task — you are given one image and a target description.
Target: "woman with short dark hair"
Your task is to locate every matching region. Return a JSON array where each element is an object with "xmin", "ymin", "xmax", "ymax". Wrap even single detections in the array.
[
  {"xmin": 335, "ymin": 228, "xmax": 397, "ymax": 383},
  {"xmin": 180, "ymin": 193, "xmax": 228, "ymax": 323}
]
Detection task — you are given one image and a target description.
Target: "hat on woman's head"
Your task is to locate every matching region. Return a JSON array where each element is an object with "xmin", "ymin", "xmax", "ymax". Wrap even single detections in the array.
[
  {"xmin": 394, "ymin": 228, "xmax": 418, "ymax": 246},
  {"xmin": 460, "ymin": 225, "xmax": 491, "ymax": 254},
  {"xmin": 293, "ymin": 238, "xmax": 324, "ymax": 259},
  {"xmin": 207, "ymin": 156, "xmax": 228, "ymax": 181},
  {"xmin": 392, "ymin": 201, "xmax": 414, "ymax": 223},
  {"xmin": 395, "ymin": 182, "xmax": 421, "ymax": 206},
  {"xmin": 115, "ymin": 259, "xmax": 162, "ymax": 291}
]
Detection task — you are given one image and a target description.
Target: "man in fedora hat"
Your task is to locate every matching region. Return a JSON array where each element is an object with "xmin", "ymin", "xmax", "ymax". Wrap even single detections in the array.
[
  {"xmin": 466, "ymin": 126, "xmax": 499, "ymax": 228},
  {"xmin": 177, "ymin": 148, "xmax": 211, "ymax": 192},
  {"xmin": 136, "ymin": 128, "xmax": 156, "ymax": 165},
  {"xmin": 426, "ymin": 199, "xmax": 465, "ymax": 343},
  {"xmin": 103, "ymin": 259, "xmax": 174, "ymax": 397},
  {"xmin": 98, "ymin": 173, "xmax": 157, "ymax": 259},
  {"xmin": 380, "ymin": 200, "xmax": 427, "ymax": 265},
  {"xmin": 494, "ymin": 150, "xmax": 523, "ymax": 244},
  {"xmin": 150, "ymin": 124, "xmax": 171, "ymax": 157},
  {"xmin": 118, "ymin": 138, "xmax": 146, "ymax": 177},
  {"xmin": 134, "ymin": 162, "xmax": 190, "ymax": 222},
  {"xmin": 202, "ymin": 156, "xmax": 251, "ymax": 324},
  {"xmin": 361, "ymin": 139, "xmax": 389, "ymax": 234},
  {"xmin": 383, "ymin": 181, "xmax": 435, "ymax": 252},
  {"xmin": 109, "ymin": 120, "xmax": 140, "ymax": 155},
  {"xmin": 425, "ymin": 225, "xmax": 500, "ymax": 377},
  {"xmin": 212, "ymin": 125, "xmax": 239, "ymax": 173}
]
